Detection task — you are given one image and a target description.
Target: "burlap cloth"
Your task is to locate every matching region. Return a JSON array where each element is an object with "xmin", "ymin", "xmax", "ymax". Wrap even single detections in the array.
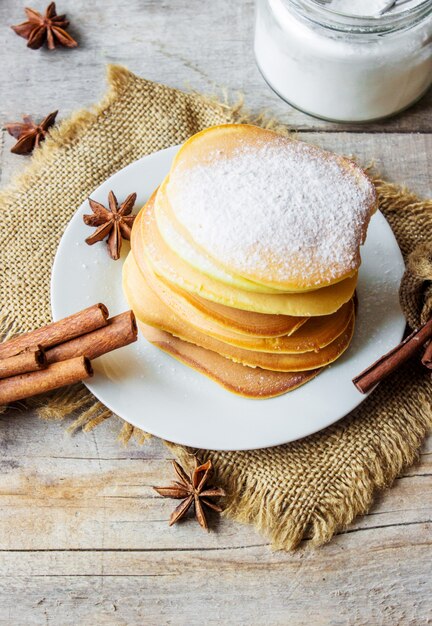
[{"xmin": 1, "ymin": 66, "xmax": 431, "ymax": 550}]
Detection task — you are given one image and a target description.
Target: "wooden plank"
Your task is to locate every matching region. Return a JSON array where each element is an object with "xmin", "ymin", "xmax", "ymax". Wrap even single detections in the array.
[
  {"xmin": 0, "ymin": 0, "xmax": 431, "ymax": 135},
  {"xmin": 0, "ymin": 525, "xmax": 430, "ymax": 625},
  {"xmin": 299, "ymin": 133, "xmax": 432, "ymax": 197},
  {"xmin": 1, "ymin": 408, "xmax": 430, "ymax": 461},
  {"xmin": 0, "ymin": 424, "xmax": 430, "ymax": 551},
  {"xmin": 0, "ymin": 411, "xmax": 163, "ymax": 461},
  {"xmin": 1, "ymin": 126, "xmax": 431, "ymax": 196}
]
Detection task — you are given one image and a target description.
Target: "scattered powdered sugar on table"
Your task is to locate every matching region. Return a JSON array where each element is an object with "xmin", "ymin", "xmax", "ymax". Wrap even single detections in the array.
[{"xmin": 168, "ymin": 139, "xmax": 376, "ymax": 286}]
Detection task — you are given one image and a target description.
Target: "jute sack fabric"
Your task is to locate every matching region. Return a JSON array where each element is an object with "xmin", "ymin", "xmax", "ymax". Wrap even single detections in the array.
[{"xmin": 1, "ymin": 66, "xmax": 431, "ymax": 550}]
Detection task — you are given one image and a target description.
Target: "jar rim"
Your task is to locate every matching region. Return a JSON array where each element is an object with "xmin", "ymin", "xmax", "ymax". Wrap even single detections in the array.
[{"xmin": 281, "ymin": 0, "xmax": 432, "ymax": 33}]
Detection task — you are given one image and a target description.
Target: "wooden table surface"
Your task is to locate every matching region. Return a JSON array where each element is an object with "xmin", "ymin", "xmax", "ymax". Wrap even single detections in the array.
[{"xmin": 1, "ymin": 1, "xmax": 431, "ymax": 624}]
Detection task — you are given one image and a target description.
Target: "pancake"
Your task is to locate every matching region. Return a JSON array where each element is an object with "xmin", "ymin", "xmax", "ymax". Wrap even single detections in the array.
[
  {"xmin": 171, "ymin": 291, "xmax": 306, "ymax": 337},
  {"xmin": 139, "ymin": 238, "xmax": 308, "ymax": 337},
  {"xmin": 123, "ymin": 253, "xmax": 355, "ymax": 372},
  {"xmin": 155, "ymin": 178, "xmax": 282, "ymax": 294},
  {"xmin": 166, "ymin": 124, "xmax": 377, "ymax": 292},
  {"xmin": 140, "ymin": 252, "xmax": 354, "ymax": 353},
  {"xmin": 134, "ymin": 195, "xmax": 358, "ymax": 317},
  {"xmin": 139, "ymin": 323, "xmax": 321, "ymax": 399}
]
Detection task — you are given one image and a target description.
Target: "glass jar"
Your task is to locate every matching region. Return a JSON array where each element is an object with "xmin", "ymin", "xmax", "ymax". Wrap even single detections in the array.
[{"xmin": 254, "ymin": 0, "xmax": 432, "ymax": 122}]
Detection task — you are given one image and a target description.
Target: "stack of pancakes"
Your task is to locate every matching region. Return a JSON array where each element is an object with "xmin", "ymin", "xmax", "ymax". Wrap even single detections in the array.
[{"xmin": 123, "ymin": 125, "xmax": 377, "ymax": 398}]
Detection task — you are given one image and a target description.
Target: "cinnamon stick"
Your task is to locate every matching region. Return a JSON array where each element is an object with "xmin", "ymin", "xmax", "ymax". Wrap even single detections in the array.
[
  {"xmin": 0, "ymin": 303, "xmax": 109, "ymax": 360},
  {"xmin": 421, "ymin": 341, "xmax": 432, "ymax": 370},
  {"xmin": 0, "ymin": 346, "xmax": 46, "ymax": 380},
  {"xmin": 353, "ymin": 317, "xmax": 432, "ymax": 394},
  {"xmin": 46, "ymin": 311, "xmax": 137, "ymax": 364},
  {"xmin": 0, "ymin": 356, "xmax": 93, "ymax": 405}
]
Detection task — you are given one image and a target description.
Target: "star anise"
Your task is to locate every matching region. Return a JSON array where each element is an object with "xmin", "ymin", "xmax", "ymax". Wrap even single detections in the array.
[
  {"xmin": 11, "ymin": 2, "xmax": 78, "ymax": 50},
  {"xmin": 5, "ymin": 110, "xmax": 58, "ymax": 155},
  {"xmin": 154, "ymin": 458, "xmax": 226, "ymax": 530},
  {"xmin": 83, "ymin": 191, "xmax": 137, "ymax": 260}
]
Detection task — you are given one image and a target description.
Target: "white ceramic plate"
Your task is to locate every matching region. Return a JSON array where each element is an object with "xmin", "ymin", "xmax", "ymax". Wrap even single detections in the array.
[{"xmin": 51, "ymin": 145, "xmax": 405, "ymax": 451}]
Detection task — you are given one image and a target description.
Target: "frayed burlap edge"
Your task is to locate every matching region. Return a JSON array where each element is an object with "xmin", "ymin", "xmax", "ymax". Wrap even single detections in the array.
[
  {"xmin": 0, "ymin": 65, "xmax": 291, "ymax": 438},
  {"xmin": 1, "ymin": 66, "xmax": 431, "ymax": 550},
  {"xmin": 400, "ymin": 241, "xmax": 432, "ymax": 328},
  {"xmin": 0, "ymin": 65, "xmax": 258, "ymax": 202},
  {"xmin": 162, "ymin": 172, "xmax": 432, "ymax": 550},
  {"xmin": 0, "ymin": 65, "xmax": 132, "ymax": 434},
  {"xmin": 0, "ymin": 64, "xmax": 240, "ymax": 437},
  {"xmin": 168, "ymin": 365, "xmax": 432, "ymax": 550}
]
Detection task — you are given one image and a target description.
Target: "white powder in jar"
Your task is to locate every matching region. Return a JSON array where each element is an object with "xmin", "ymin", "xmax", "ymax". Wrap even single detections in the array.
[
  {"xmin": 329, "ymin": 0, "xmax": 391, "ymax": 14},
  {"xmin": 254, "ymin": 0, "xmax": 432, "ymax": 122},
  {"xmin": 328, "ymin": 0, "xmax": 418, "ymax": 16}
]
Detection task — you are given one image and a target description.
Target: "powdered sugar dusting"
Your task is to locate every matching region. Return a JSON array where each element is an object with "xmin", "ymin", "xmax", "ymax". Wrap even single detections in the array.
[
  {"xmin": 157, "ymin": 201, "xmax": 252, "ymax": 287},
  {"xmin": 167, "ymin": 138, "xmax": 376, "ymax": 287}
]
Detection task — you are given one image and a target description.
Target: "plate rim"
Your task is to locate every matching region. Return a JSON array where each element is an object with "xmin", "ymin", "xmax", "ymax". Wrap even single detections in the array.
[{"xmin": 51, "ymin": 145, "xmax": 406, "ymax": 451}]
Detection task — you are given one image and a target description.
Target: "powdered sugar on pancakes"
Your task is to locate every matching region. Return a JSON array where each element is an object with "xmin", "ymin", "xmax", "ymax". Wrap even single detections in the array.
[{"xmin": 167, "ymin": 136, "xmax": 376, "ymax": 289}]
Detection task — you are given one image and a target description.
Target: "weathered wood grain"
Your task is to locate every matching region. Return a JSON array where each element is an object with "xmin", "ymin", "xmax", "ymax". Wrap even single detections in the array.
[
  {"xmin": 0, "ymin": 0, "xmax": 431, "ymax": 623},
  {"xmin": 0, "ymin": 413, "xmax": 430, "ymax": 549},
  {"xmin": 0, "ymin": 440, "xmax": 430, "ymax": 551},
  {"xmin": 0, "ymin": 414, "xmax": 431, "ymax": 625},
  {"xmin": 0, "ymin": 527, "xmax": 430, "ymax": 625}
]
